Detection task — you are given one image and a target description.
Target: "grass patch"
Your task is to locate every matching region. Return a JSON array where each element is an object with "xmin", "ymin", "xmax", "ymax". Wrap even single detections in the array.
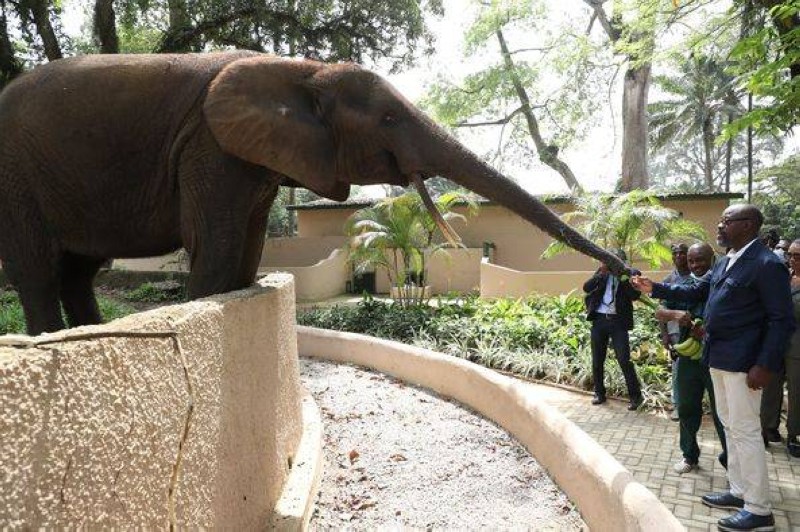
[{"xmin": 0, "ymin": 289, "xmax": 140, "ymax": 335}]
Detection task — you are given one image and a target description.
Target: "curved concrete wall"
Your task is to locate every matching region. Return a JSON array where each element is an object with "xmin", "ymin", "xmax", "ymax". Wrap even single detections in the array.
[
  {"xmin": 480, "ymin": 259, "xmax": 672, "ymax": 297},
  {"xmin": 0, "ymin": 274, "xmax": 303, "ymax": 528},
  {"xmin": 374, "ymin": 248, "xmax": 484, "ymax": 295},
  {"xmin": 260, "ymin": 236, "xmax": 348, "ymax": 268},
  {"xmin": 260, "ymin": 248, "xmax": 349, "ymax": 302},
  {"xmin": 298, "ymin": 327, "xmax": 683, "ymax": 532}
]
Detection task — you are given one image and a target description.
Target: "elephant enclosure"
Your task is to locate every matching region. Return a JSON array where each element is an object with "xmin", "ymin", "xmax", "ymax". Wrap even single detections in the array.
[{"xmin": 301, "ymin": 358, "xmax": 585, "ymax": 529}]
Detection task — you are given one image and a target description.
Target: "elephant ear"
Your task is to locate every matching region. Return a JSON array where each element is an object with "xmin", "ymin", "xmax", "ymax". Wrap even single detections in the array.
[{"xmin": 204, "ymin": 56, "xmax": 349, "ymax": 201}]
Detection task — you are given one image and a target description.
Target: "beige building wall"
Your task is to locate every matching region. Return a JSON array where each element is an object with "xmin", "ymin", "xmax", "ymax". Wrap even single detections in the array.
[
  {"xmin": 0, "ymin": 274, "xmax": 302, "ymax": 528},
  {"xmin": 294, "ymin": 196, "xmax": 732, "ymax": 295},
  {"xmin": 374, "ymin": 248, "xmax": 484, "ymax": 294}
]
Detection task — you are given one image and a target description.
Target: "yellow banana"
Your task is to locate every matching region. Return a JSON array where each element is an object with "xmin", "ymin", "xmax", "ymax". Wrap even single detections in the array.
[{"xmin": 674, "ymin": 337, "xmax": 702, "ymax": 358}]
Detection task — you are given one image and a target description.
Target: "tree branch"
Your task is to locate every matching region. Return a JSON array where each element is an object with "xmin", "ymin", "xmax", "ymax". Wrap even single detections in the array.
[
  {"xmin": 496, "ymin": 28, "xmax": 583, "ymax": 192},
  {"xmin": 454, "ymin": 106, "xmax": 526, "ymax": 127}
]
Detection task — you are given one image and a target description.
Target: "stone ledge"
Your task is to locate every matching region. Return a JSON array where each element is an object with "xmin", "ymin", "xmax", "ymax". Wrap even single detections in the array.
[
  {"xmin": 269, "ymin": 391, "xmax": 324, "ymax": 531},
  {"xmin": 297, "ymin": 326, "xmax": 683, "ymax": 532}
]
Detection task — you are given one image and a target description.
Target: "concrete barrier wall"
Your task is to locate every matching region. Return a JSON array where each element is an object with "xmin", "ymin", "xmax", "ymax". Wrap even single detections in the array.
[
  {"xmin": 0, "ymin": 274, "xmax": 303, "ymax": 528},
  {"xmin": 260, "ymin": 236, "xmax": 348, "ymax": 268},
  {"xmin": 374, "ymin": 248, "xmax": 484, "ymax": 295},
  {"xmin": 260, "ymin": 248, "xmax": 349, "ymax": 302},
  {"xmin": 298, "ymin": 327, "xmax": 683, "ymax": 532},
  {"xmin": 480, "ymin": 259, "xmax": 672, "ymax": 297}
]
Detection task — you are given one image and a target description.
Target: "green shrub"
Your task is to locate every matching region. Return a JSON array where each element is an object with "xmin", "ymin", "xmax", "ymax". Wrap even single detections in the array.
[
  {"xmin": 297, "ymin": 293, "xmax": 673, "ymax": 408},
  {"xmin": 123, "ymin": 281, "xmax": 184, "ymax": 303},
  {"xmin": 0, "ymin": 290, "xmax": 26, "ymax": 335}
]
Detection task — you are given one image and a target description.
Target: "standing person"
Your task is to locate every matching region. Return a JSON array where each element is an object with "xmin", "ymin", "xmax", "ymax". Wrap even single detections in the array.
[
  {"xmin": 660, "ymin": 243, "xmax": 693, "ymax": 421},
  {"xmin": 583, "ymin": 248, "xmax": 644, "ymax": 411},
  {"xmin": 631, "ymin": 205, "xmax": 795, "ymax": 532},
  {"xmin": 654, "ymin": 243, "xmax": 728, "ymax": 473},
  {"xmin": 774, "ymin": 238, "xmax": 791, "ymax": 264},
  {"xmin": 761, "ymin": 238, "xmax": 800, "ymax": 457}
]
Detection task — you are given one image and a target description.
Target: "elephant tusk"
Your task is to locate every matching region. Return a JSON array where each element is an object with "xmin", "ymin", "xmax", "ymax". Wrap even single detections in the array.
[{"xmin": 411, "ymin": 173, "xmax": 464, "ymax": 248}]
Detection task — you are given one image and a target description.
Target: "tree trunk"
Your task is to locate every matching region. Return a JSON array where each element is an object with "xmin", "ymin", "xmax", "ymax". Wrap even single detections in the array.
[
  {"xmin": 702, "ymin": 117, "xmax": 714, "ymax": 190},
  {"xmin": 619, "ymin": 64, "xmax": 651, "ymax": 191},
  {"xmin": 166, "ymin": 0, "xmax": 191, "ymax": 52},
  {"xmin": 724, "ymin": 113, "xmax": 733, "ymax": 192},
  {"xmin": 28, "ymin": 0, "xmax": 62, "ymax": 60},
  {"xmin": 93, "ymin": 0, "xmax": 118, "ymax": 54},
  {"xmin": 496, "ymin": 29, "xmax": 583, "ymax": 192},
  {"xmin": 0, "ymin": 1, "xmax": 23, "ymax": 88}
]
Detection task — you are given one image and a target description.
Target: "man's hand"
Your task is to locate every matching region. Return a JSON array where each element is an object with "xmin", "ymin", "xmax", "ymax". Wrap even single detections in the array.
[
  {"xmin": 630, "ymin": 275, "xmax": 653, "ymax": 294},
  {"xmin": 746, "ymin": 365, "xmax": 773, "ymax": 390},
  {"xmin": 660, "ymin": 332, "xmax": 671, "ymax": 349},
  {"xmin": 690, "ymin": 323, "xmax": 705, "ymax": 341},
  {"xmin": 677, "ymin": 312, "xmax": 692, "ymax": 327}
]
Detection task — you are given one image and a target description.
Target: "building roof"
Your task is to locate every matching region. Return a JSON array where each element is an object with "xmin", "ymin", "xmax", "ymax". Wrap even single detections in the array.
[{"xmin": 286, "ymin": 191, "xmax": 745, "ymax": 211}]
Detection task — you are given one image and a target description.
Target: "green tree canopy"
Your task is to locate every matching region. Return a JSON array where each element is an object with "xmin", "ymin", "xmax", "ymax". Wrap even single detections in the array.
[{"xmin": 0, "ymin": 0, "xmax": 444, "ymax": 88}]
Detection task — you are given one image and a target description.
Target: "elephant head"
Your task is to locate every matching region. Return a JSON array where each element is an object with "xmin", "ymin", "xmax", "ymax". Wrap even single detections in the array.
[{"xmin": 203, "ymin": 55, "xmax": 627, "ymax": 275}]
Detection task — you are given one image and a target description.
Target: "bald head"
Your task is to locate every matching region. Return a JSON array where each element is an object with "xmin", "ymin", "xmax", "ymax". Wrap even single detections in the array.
[
  {"xmin": 687, "ymin": 242, "xmax": 715, "ymax": 277},
  {"xmin": 718, "ymin": 204, "xmax": 764, "ymax": 250}
]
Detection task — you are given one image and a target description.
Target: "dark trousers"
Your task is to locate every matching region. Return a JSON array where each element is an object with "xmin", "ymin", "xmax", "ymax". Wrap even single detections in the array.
[
  {"xmin": 590, "ymin": 314, "xmax": 642, "ymax": 400},
  {"xmin": 676, "ymin": 358, "xmax": 727, "ymax": 463},
  {"xmin": 761, "ymin": 356, "xmax": 800, "ymax": 439}
]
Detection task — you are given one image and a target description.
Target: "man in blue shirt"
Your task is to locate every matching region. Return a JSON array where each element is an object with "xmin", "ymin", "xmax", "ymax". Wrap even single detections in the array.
[{"xmin": 632, "ymin": 205, "xmax": 795, "ymax": 532}]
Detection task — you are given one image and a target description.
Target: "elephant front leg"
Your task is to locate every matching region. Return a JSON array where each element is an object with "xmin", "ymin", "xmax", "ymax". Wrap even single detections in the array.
[
  {"xmin": 235, "ymin": 182, "xmax": 279, "ymax": 288},
  {"xmin": 178, "ymin": 130, "xmax": 276, "ymax": 300}
]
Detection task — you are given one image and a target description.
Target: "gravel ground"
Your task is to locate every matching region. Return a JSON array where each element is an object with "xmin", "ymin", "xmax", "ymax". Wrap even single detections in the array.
[{"xmin": 300, "ymin": 358, "xmax": 586, "ymax": 530}]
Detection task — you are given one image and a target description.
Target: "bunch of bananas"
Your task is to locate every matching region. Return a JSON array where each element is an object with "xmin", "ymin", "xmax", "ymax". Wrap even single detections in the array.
[{"xmin": 673, "ymin": 318, "xmax": 703, "ymax": 360}]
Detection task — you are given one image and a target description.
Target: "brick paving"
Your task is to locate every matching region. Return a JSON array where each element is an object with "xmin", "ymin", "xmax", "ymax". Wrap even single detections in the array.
[{"xmin": 517, "ymin": 382, "xmax": 800, "ymax": 531}]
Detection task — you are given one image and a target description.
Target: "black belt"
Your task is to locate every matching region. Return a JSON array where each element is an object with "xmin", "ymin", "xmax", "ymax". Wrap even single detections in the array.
[{"xmin": 597, "ymin": 313, "xmax": 618, "ymax": 319}]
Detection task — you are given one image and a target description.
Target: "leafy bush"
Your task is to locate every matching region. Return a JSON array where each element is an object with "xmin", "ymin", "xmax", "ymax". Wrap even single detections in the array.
[
  {"xmin": 298, "ymin": 293, "xmax": 672, "ymax": 408},
  {"xmin": 123, "ymin": 281, "xmax": 185, "ymax": 303}
]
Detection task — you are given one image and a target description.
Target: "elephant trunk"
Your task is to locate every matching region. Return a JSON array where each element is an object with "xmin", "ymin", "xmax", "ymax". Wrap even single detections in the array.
[{"xmin": 429, "ymin": 138, "xmax": 628, "ymax": 276}]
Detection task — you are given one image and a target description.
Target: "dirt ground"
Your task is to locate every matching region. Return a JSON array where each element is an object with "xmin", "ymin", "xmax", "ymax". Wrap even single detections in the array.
[{"xmin": 301, "ymin": 358, "xmax": 587, "ymax": 530}]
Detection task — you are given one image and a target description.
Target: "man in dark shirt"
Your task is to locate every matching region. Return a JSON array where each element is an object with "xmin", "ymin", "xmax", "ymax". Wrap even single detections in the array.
[
  {"xmin": 632, "ymin": 205, "xmax": 795, "ymax": 532},
  {"xmin": 655, "ymin": 243, "xmax": 727, "ymax": 474},
  {"xmin": 583, "ymin": 248, "xmax": 643, "ymax": 411}
]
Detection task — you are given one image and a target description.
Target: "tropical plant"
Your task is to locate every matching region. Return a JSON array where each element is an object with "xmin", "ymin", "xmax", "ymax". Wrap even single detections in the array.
[
  {"xmin": 344, "ymin": 190, "xmax": 478, "ymax": 306},
  {"xmin": 751, "ymin": 154, "xmax": 800, "ymax": 238},
  {"xmin": 648, "ymin": 54, "xmax": 744, "ymax": 190},
  {"xmin": 540, "ymin": 190, "xmax": 707, "ymax": 268}
]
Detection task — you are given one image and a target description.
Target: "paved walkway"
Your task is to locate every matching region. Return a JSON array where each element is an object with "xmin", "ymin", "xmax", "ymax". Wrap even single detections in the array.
[{"xmin": 516, "ymin": 381, "xmax": 800, "ymax": 531}]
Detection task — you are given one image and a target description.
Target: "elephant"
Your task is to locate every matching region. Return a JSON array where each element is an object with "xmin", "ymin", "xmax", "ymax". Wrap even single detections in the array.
[{"xmin": 0, "ymin": 51, "xmax": 626, "ymax": 335}]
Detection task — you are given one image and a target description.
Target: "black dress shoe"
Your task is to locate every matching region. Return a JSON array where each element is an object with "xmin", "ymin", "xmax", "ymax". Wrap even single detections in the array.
[
  {"xmin": 701, "ymin": 491, "xmax": 744, "ymax": 510},
  {"xmin": 591, "ymin": 395, "xmax": 606, "ymax": 405},
  {"xmin": 717, "ymin": 509, "xmax": 774, "ymax": 531},
  {"xmin": 787, "ymin": 436, "xmax": 800, "ymax": 458},
  {"xmin": 627, "ymin": 396, "xmax": 643, "ymax": 411},
  {"xmin": 762, "ymin": 428, "xmax": 782, "ymax": 445}
]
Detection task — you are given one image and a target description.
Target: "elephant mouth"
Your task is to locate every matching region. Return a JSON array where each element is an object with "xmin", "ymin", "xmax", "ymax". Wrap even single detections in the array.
[{"xmin": 411, "ymin": 173, "xmax": 463, "ymax": 248}]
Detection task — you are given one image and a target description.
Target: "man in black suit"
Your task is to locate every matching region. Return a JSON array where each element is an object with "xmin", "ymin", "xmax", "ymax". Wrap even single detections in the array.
[
  {"xmin": 583, "ymin": 248, "xmax": 644, "ymax": 411},
  {"xmin": 632, "ymin": 205, "xmax": 795, "ymax": 532}
]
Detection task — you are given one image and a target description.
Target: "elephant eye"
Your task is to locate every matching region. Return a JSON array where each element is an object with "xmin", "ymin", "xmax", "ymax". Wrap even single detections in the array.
[{"xmin": 381, "ymin": 112, "xmax": 398, "ymax": 126}]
